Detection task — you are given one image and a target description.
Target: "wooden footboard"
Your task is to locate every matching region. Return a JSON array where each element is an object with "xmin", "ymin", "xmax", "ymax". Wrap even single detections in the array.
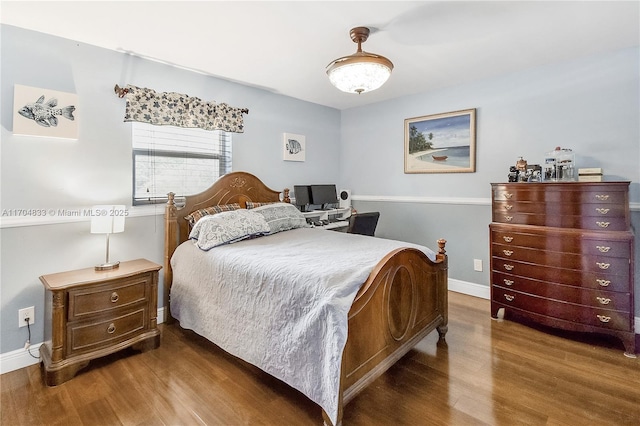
[{"xmin": 324, "ymin": 241, "xmax": 448, "ymax": 425}]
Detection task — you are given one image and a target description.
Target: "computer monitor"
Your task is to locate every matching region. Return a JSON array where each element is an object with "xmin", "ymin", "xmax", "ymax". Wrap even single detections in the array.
[
  {"xmin": 310, "ymin": 184, "xmax": 338, "ymax": 209},
  {"xmin": 293, "ymin": 185, "xmax": 311, "ymax": 211}
]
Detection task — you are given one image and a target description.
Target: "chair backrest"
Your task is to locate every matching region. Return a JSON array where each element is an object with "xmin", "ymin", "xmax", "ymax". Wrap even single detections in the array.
[{"xmin": 347, "ymin": 212, "xmax": 380, "ymax": 236}]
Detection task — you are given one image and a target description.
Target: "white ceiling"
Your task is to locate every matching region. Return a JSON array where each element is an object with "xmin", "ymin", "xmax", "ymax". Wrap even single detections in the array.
[{"xmin": 2, "ymin": 1, "xmax": 638, "ymax": 110}]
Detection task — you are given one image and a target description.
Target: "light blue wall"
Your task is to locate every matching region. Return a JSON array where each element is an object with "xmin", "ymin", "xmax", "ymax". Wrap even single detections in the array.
[
  {"xmin": 339, "ymin": 46, "xmax": 640, "ymax": 316},
  {"xmin": 1, "ymin": 24, "xmax": 639, "ymax": 357},
  {"xmin": 0, "ymin": 25, "xmax": 340, "ymax": 353}
]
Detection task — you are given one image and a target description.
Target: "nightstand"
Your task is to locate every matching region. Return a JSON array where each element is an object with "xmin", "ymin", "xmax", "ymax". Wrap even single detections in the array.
[{"xmin": 39, "ymin": 258, "xmax": 162, "ymax": 386}]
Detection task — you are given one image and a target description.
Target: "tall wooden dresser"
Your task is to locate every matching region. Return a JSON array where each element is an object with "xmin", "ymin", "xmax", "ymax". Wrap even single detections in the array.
[{"xmin": 490, "ymin": 182, "xmax": 636, "ymax": 357}]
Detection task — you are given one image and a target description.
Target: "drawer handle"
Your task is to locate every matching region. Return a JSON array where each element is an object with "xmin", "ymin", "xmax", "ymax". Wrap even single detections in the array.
[
  {"xmin": 503, "ymin": 264, "xmax": 514, "ymax": 271},
  {"xmin": 596, "ymin": 246, "xmax": 611, "ymax": 253},
  {"xmin": 504, "ymin": 216, "xmax": 513, "ymax": 222},
  {"xmin": 504, "ymin": 294, "xmax": 515, "ymax": 302},
  {"xmin": 107, "ymin": 323, "xmax": 116, "ymax": 334},
  {"xmin": 502, "ymin": 250, "xmax": 513, "ymax": 256},
  {"xmin": 504, "ymin": 204, "xmax": 513, "ymax": 211},
  {"xmin": 596, "ymin": 315, "xmax": 611, "ymax": 323},
  {"xmin": 502, "ymin": 236, "xmax": 514, "ymax": 243},
  {"xmin": 596, "ymin": 262, "xmax": 610, "ymax": 270},
  {"xmin": 110, "ymin": 292, "xmax": 119, "ymax": 303},
  {"xmin": 596, "ymin": 297, "xmax": 611, "ymax": 305},
  {"xmin": 595, "ymin": 194, "xmax": 610, "ymax": 201},
  {"xmin": 503, "ymin": 279, "xmax": 514, "ymax": 286},
  {"xmin": 596, "ymin": 279, "xmax": 611, "ymax": 287},
  {"xmin": 596, "ymin": 221, "xmax": 610, "ymax": 228},
  {"xmin": 596, "ymin": 208, "xmax": 610, "ymax": 214},
  {"xmin": 504, "ymin": 192, "xmax": 513, "ymax": 199}
]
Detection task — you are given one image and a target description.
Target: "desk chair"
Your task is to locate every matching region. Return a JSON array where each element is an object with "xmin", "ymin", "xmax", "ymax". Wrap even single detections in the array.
[{"xmin": 347, "ymin": 212, "xmax": 380, "ymax": 236}]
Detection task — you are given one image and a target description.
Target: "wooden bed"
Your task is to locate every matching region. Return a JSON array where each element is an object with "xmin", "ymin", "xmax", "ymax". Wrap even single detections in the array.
[{"xmin": 163, "ymin": 171, "xmax": 448, "ymax": 425}]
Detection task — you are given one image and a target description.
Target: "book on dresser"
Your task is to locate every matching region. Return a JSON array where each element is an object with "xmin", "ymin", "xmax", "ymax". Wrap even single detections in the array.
[{"xmin": 489, "ymin": 181, "xmax": 636, "ymax": 357}]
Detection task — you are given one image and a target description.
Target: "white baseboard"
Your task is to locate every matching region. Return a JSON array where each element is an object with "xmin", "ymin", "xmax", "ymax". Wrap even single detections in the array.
[
  {"xmin": 0, "ymin": 343, "xmax": 43, "ymax": 374},
  {"xmin": 0, "ymin": 306, "xmax": 167, "ymax": 375},
  {"xmin": 448, "ymin": 278, "xmax": 490, "ymax": 299},
  {"xmin": 0, "ymin": 293, "xmax": 637, "ymax": 375}
]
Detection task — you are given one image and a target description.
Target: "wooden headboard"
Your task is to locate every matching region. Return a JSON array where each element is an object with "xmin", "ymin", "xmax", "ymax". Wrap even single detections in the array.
[{"xmin": 163, "ymin": 171, "xmax": 282, "ymax": 318}]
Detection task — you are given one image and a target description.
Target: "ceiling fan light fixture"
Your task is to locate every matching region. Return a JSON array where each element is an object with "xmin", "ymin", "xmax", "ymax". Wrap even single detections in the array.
[{"xmin": 326, "ymin": 27, "xmax": 394, "ymax": 95}]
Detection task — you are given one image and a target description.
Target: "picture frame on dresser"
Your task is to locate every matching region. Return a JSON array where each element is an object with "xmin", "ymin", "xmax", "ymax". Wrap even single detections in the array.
[{"xmin": 489, "ymin": 181, "xmax": 636, "ymax": 357}]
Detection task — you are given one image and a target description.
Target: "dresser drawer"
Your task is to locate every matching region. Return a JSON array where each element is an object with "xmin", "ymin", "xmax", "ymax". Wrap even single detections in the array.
[
  {"xmin": 492, "ymin": 183, "xmax": 629, "ymax": 204},
  {"xmin": 491, "ymin": 258, "xmax": 630, "ymax": 292},
  {"xmin": 490, "ymin": 225, "xmax": 632, "ymax": 258},
  {"xmin": 68, "ymin": 275, "xmax": 151, "ymax": 321},
  {"xmin": 492, "ymin": 289, "xmax": 632, "ymax": 331},
  {"xmin": 492, "ymin": 272, "xmax": 631, "ymax": 312},
  {"xmin": 491, "ymin": 212, "xmax": 629, "ymax": 231},
  {"xmin": 492, "ymin": 200, "xmax": 627, "ymax": 217},
  {"xmin": 67, "ymin": 307, "xmax": 147, "ymax": 355},
  {"xmin": 491, "ymin": 244, "xmax": 631, "ymax": 275}
]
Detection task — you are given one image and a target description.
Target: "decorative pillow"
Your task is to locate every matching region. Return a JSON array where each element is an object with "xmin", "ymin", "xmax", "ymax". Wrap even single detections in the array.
[
  {"xmin": 251, "ymin": 202, "xmax": 309, "ymax": 235},
  {"xmin": 245, "ymin": 201, "xmax": 277, "ymax": 209},
  {"xmin": 184, "ymin": 203, "xmax": 241, "ymax": 226},
  {"xmin": 189, "ymin": 209, "xmax": 270, "ymax": 250}
]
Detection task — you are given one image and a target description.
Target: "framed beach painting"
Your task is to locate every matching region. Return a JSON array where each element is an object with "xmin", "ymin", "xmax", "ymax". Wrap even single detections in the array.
[{"xmin": 404, "ymin": 108, "xmax": 476, "ymax": 174}]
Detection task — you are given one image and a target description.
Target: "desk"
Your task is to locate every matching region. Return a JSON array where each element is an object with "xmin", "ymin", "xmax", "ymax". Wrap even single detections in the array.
[
  {"xmin": 302, "ymin": 208, "xmax": 351, "ymax": 232},
  {"xmin": 317, "ymin": 220, "xmax": 348, "ymax": 232}
]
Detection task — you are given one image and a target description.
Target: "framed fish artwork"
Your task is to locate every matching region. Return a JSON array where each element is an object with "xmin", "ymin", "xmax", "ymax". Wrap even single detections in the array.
[
  {"xmin": 13, "ymin": 84, "xmax": 78, "ymax": 139},
  {"xmin": 283, "ymin": 132, "xmax": 305, "ymax": 162}
]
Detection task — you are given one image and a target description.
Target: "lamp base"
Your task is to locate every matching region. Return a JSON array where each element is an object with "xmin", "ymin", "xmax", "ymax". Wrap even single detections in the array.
[{"xmin": 95, "ymin": 261, "xmax": 120, "ymax": 271}]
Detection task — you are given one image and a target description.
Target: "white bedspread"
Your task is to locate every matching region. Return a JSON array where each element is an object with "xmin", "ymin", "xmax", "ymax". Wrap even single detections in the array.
[{"xmin": 170, "ymin": 227, "xmax": 435, "ymax": 423}]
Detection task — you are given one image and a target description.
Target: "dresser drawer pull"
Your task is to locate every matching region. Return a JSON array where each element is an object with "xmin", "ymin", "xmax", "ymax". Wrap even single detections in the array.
[
  {"xmin": 503, "ymin": 264, "xmax": 514, "ymax": 271},
  {"xmin": 504, "ymin": 204, "xmax": 513, "ymax": 211},
  {"xmin": 503, "ymin": 192, "xmax": 513, "ymax": 199},
  {"xmin": 596, "ymin": 279, "xmax": 611, "ymax": 287},
  {"xmin": 502, "ymin": 236, "xmax": 514, "ymax": 243},
  {"xmin": 107, "ymin": 323, "xmax": 116, "ymax": 334},
  {"xmin": 502, "ymin": 250, "xmax": 513, "ymax": 256},
  {"xmin": 596, "ymin": 262, "xmax": 610, "ymax": 270},
  {"xmin": 110, "ymin": 292, "xmax": 119, "ymax": 303},
  {"xmin": 596, "ymin": 297, "xmax": 611, "ymax": 305},
  {"xmin": 504, "ymin": 216, "xmax": 513, "ymax": 222},
  {"xmin": 503, "ymin": 279, "xmax": 514, "ymax": 286},
  {"xmin": 595, "ymin": 208, "xmax": 610, "ymax": 214},
  {"xmin": 596, "ymin": 315, "xmax": 611, "ymax": 323},
  {"xmin": 504, "ymin": 294, "xmax": 515, "ymax": 302},
  {"xmin": 595, "ymin": 194, "xmax": 610, "ymax": 201},
  {"xmin": 596, "ymin": 221, "xmax": 610, "ymax": 228},
  {"xmin": 596, "ymin": 246, "xmax": 611, "ymax": 253}
]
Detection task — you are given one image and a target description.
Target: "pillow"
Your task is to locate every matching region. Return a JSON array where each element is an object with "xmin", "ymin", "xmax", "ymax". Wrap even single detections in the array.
[
  {"xmin": 184, "ymin": 203, "xmax": 241, "ymax": 226},
  {"xmin": 251, "ymin": 202, "xmax": 309, "ymax": 235},
  {"xmin": 189, "ymin": 209, "xmax": 270, "ymax": 250},
  {"xmin": 245, "ymin": 201, "xmax": 277, "ymax": 209}
]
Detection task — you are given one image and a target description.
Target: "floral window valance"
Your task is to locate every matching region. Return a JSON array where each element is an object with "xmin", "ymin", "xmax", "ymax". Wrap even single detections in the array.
[{"xmin": 119, "ymin": 84, "xmax": 248, "ymax": 133}]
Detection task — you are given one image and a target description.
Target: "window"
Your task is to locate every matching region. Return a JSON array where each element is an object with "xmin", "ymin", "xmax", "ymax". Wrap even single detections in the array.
[{"xmin": 132, "ymin": 122, "xmax": 232, "ymax": 205}]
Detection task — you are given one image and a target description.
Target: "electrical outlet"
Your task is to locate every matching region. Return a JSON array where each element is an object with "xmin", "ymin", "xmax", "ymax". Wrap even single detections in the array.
[
  {"xmin": 473, "ymin": 259, "xmax": 483, "ymax": 272},
  {"xmin": 19, "ymin": 306, "xmax": 34, "ymax": 328}
]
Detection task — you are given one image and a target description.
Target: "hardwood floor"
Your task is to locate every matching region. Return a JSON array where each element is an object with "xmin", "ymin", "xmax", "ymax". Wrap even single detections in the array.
[{"xmin": 2, "ymin": 291, "xmax": 639, "ymax": 425}]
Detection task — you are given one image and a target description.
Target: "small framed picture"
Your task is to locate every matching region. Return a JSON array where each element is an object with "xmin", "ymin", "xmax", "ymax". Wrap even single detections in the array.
[
  {"xmin": 404, "ymin": 108, "xmax": 476, "ymax": 174},
  {"xmin": 283, "ymin": 133, "xmax": 305, "ymax": 162},
  {"xmin": 13, "ymin": 84, "xmax": 78, "ymax": 139}
]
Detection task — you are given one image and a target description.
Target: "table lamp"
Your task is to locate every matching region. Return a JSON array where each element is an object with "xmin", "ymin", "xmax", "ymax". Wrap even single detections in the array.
[{"xmin": 91, "ymin": 205, "xmax": 125, "ymax": 270}]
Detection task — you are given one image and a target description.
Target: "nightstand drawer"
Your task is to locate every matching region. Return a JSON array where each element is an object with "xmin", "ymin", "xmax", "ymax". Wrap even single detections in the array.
[
  {"xmin": 68, "ymin": 275, "xmax": 150, "ymax": 321},
  {"xmin": 67, "ymin": 307, "xmax": 147, "ymax": 355}
]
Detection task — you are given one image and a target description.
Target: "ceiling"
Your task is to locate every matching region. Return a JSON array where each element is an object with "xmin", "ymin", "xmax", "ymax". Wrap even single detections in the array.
[{"xmin": 1, "ymin": 1, "xmax": 638, "ymax": 110}]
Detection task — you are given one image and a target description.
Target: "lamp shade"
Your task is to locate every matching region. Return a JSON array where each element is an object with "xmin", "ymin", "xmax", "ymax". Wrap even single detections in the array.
[
  {"xmin": 91, "ymin": 205, "xmax": 125, "ymax": 234},
  {"xmin": 326, "ymin": 27, "xmax": 394, "ymax": 94}
]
